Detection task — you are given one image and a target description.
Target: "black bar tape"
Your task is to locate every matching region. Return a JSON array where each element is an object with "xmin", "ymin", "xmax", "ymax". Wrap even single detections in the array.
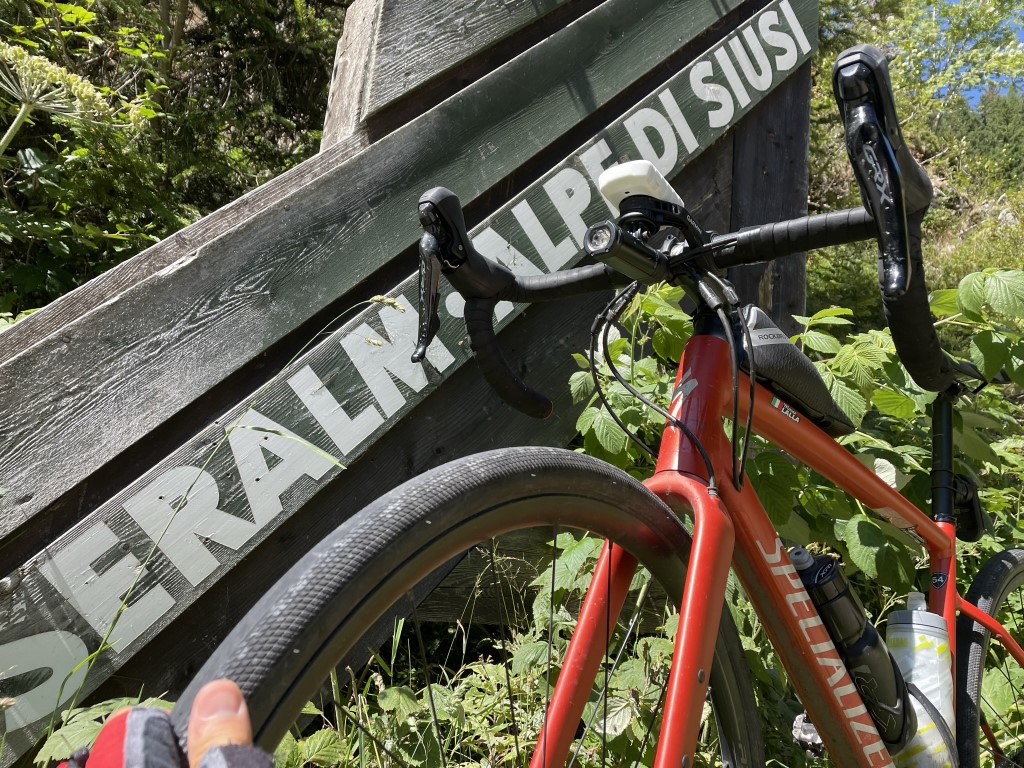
[
  {"xmin": 464, "ymin": 297, "xmax": 553, "ymax": 419},
  {"xmin": 714, "ymin": 208, "xmax": 876, "ymax": 267},
  {"xmin": 882, "ymin": 212, "xmax": 955, "ymax": 392},
  {"xmin": 499, "ymin": 263, "xmax": 615, "ymax": 303}
]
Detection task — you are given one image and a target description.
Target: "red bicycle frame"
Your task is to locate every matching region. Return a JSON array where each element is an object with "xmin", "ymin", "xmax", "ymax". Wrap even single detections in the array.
[{"xmin": 531, "ymin": 323, "xmax": 1024, "ymax": 768}]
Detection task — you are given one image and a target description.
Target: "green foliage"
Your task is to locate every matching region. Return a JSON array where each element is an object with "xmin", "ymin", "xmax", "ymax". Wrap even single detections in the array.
[
  {"xmin": 807, "ymin": 0, "xmax": 1024, "ymax": 327},
  {"xmin": 263, "ymin": 533, "xmax": 688, "ymax": 768},
  {"xmin": 571, "ymin": 283, "xmax": 692, "ymax": 477},
  {"xmin": 0, "ymin": 0, "xmax": 347, "ymax": 313}
]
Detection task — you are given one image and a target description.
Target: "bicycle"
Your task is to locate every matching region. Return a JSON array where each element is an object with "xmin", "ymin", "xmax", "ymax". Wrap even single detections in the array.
[{"xmin": 169, "ymin": 45, "xmax": 1024, "ymax": 768}]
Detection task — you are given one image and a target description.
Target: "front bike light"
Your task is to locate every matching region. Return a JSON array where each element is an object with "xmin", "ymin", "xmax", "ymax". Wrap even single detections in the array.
[
  {"xmin": 584, "ymin": 222, "xmax": 615, "ymax": 254},
  {"xmin": 583, "ymin": 220, "xmax": 670, "ymax": 283}
]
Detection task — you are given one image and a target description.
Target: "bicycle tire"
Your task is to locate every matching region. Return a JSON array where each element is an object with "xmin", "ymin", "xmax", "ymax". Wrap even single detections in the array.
[
  {"xmin": 170, "ymin": 446, "xmax": 763, "ymax": 767},
  {"xmin": 957, "ymin": 548, "xmax": 1024, "ymax": 768}
]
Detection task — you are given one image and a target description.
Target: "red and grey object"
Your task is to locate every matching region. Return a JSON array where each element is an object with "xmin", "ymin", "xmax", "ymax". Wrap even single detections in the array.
[{"xmin": 56, "ymin": 708, "xmax": 271, "ymax": 768}]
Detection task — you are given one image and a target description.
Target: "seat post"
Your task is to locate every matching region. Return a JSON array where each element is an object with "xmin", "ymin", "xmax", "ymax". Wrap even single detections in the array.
[{"xmin": 930, "ymin": 389, "xmax": 958, "ymax": 525}]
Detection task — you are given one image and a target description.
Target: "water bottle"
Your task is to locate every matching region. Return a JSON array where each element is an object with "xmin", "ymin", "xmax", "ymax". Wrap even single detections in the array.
[
  {"xmin": 886, "ymin": 592, "xmax": 955, "ymax": 768},
  {"xmin": 790, "ymin": 548, "xmax": 916, "ymax": 752}
]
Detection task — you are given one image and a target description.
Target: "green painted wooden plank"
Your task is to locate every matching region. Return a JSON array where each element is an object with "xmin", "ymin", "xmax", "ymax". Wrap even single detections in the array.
[
  {"xmin": 363, "ymin": 0, "xmax": 576, "ymax": 118},
  {"xmin": 0, "ymin": 1, "xmax": 817, "ymax": 761},
  {"xmin": 0, "ymin": 0, "xmax": 750, "ymax": 559}
]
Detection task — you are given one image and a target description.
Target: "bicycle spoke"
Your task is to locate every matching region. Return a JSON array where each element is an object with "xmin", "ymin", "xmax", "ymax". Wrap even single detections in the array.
[
  {"xmin": 411, "ymin": 598, "xmax": 448, "ymax": 768},
  {"xmin": 541, "ymin": 524, "xmax": 560, "ymax": 768},
  {"xmin": 489, "ymin": 538, "xmax": 523, "ymax": 765}
]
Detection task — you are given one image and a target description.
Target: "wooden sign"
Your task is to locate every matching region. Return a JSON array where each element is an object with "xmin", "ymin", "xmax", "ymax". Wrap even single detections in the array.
[{"xmin": 0, "ymin": 0, "xmax": 817, "ymax": 761}]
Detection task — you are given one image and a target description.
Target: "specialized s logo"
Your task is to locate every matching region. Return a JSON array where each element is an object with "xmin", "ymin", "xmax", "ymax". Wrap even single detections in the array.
[
  {"xmin": 862, "ymin": 144, "xmax": 894, "ymax": 206},
  {"xmin": 671, "ymin": 370, "xmax": 699, "ymax": 411}
]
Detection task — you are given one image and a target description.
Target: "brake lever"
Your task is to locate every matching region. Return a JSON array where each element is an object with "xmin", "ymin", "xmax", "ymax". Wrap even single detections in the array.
[
  {"xmin": 833, "ymin": 45, "xmax": 931, "ymax": 299},
  {"xmin": 412, "ymin": 231, "xmax": 442, "ymax": 363}
]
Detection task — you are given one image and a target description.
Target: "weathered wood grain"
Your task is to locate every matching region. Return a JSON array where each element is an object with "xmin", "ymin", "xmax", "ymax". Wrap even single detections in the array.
[
  {"xmin": 728, "ymin": 60, "xmax": 812, "ymax": 335},
  {"xmin": 321, "ymin": 0, "xmax": 380, "ymax": 151},
  {"xmin": 0, "ymin": 0, "xmax": 753, "ymax": 560},
  {"xmin": 362, "ymin": 0, "xmax": 574, "ymax": 119}
]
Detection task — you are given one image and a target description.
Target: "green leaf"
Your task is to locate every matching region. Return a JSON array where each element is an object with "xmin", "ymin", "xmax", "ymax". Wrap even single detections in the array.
[
  {"xmin": 969, "ymin": 330, "xmax": 1010, "ymax": 381},
  {"xmin": 826, "ymin": 376, "xmax": 868, "ymax": 425},
  {"xmin": 844, "ymin": 515, "xmax": 887, "ymax": 579},
  {"xmin": 984, "ymin": 269, "xmax": 1024, "ymax": 318},
  {"xmin": 569, "ymin": 371, "xmax": 593, "ymax": 403},
  {"xmin": 35, "ymin": 720, "xmax": 104, "ymax": 765},
  {"xmin": 870, "ymin": 388, "xmax": 917, "ymax": 419},
  {"xmin": 592, "ymin": 408, "xmax": 629, "ymax": 456},
  {"xmin": 747, "ymin": 452, "xmax": 799, "ymax": 525},
  {"xmin": 300, "ymin": 728, "xmax": 344, "ymax": 767},
  {"xmin": 378, "ymin": 686, "xmax": 421, "ymax": 718},
  {"xmin": 800, "ymin": 329, "xmax": 842, "ymax": 354},
  {"xmin": 958, "ymin": 272, "xmax": 987, "ymax": 319},
  {"xmin": 512, "ymin": 640, "xmax": 550, "ymax": 675},
  {"xmin": 794, "ymin": 307, "xmax": 853, "ymax": 328},
  {"xmin": 929, "ymin": 288, "xmax": 960, "ymax": 317},
  {"xmin": 601, "ymin": 695, "xmax": 636, "ymax": 737},
  {"xmin": 274, "ymin": 732, "xmax": 303, "ymax": 768},
  {"xmin": 856, "ymin": 454, "xmax": 909, "ymax": 491},
  {"xmin": 831, "ymin": 346, "xmax": 885, "ymax": 389},
  {"xmin": 301, "ymin": 700, "xmax": 324, "ymax": 716},
  {"xmin": 811, "ymin": 307, "xmax": 854, "ymax": 320},
  {"xmin": 652, "ymin": 325, "xmax": 687, "ymax": 363},
  {"xmin": 576, "ymin": 406, "xmax": 599, "ymax": 435},
  {"xmin": 571, "ymin": 352, "xmax": 590, "ymax": 369}
]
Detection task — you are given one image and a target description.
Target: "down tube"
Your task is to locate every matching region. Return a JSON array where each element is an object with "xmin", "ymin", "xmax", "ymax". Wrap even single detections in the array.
[{"xmin": 719, "ymin": 475, "xmax": 897, "ymax": 768}]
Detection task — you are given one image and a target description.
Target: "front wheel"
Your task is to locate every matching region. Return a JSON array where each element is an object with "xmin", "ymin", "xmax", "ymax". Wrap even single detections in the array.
[
  {"xmin": 957, "ymin": 548, "xmax": 1024, "ymax": 768},
  {"xmin": 171, "ymin": 447, "xmax": 763, "ymax": 767}
]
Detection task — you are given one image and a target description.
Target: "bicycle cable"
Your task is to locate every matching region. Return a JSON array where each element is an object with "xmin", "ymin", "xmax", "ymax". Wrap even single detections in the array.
[
  {"xmin": 589, "ymin": 282, "xmax": 657, "ymax": 459},
  {"xmin": 592, "ymin": 281, "xmax": 718, "ymax": 491},
  {"xmin": 692, "ymin": 268, "xmax": 756, "ymax": 490}
]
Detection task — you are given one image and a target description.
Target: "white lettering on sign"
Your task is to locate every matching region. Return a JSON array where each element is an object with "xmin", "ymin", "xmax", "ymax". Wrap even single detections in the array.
[
  {"xmin": 714, "ymin": 47, "xmax": 752, "ymax": 109},
  {"xmin": 624, "ymin": 107, "xmax": 679, "ymax": 177},
  {"xmin": 578, "ymin": 140, "xmax": 618, "ymax": 215},
  {"xmin": 289, "ymin": 365, "xmax": 384, "ymax": 456},
  {"xmin": 691, "ymin": 61, "xmax": 734, "ymax": 129},
  {"xmin": 758, "ymin": 11, "xmax": 799, "ymax": 71},
  {"xmin": 779, "ymin": 0, "xmax": 813, "ymax": 54},
  {"xmin": 123, "ymin": 467, "xmax": 258, "ymax": 587},
  {"xmin": 730, "ymin": 29, "xmax": 774, "ymax": 92},
  {"xmin": 38, "ymin": 523, "xmax": 174, "ymax": 652},
  {"xmin": 228, "ymin": 409, "xmax": 335, "ymax": 523},
  {"xmin": 512, "ymin": 199, "xmax": 578, "ymax": 272},
  {"xmin": 340, "ymin": 295, "xmax": 457, "ymax": 417},
  {"xmin": 473, "ymin": 227, "xmax": 546, "ymax": 321},
  {"xmin": 0, "ymin": 631, "xmax": 88, "ymax": 730},
  {"xmin": 657, "ymin": 89, "xmax": 700, "ymax": 155},
  {"xmin": 542, "ymin": 167, "xmax": 592, "ymax": 248}
]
